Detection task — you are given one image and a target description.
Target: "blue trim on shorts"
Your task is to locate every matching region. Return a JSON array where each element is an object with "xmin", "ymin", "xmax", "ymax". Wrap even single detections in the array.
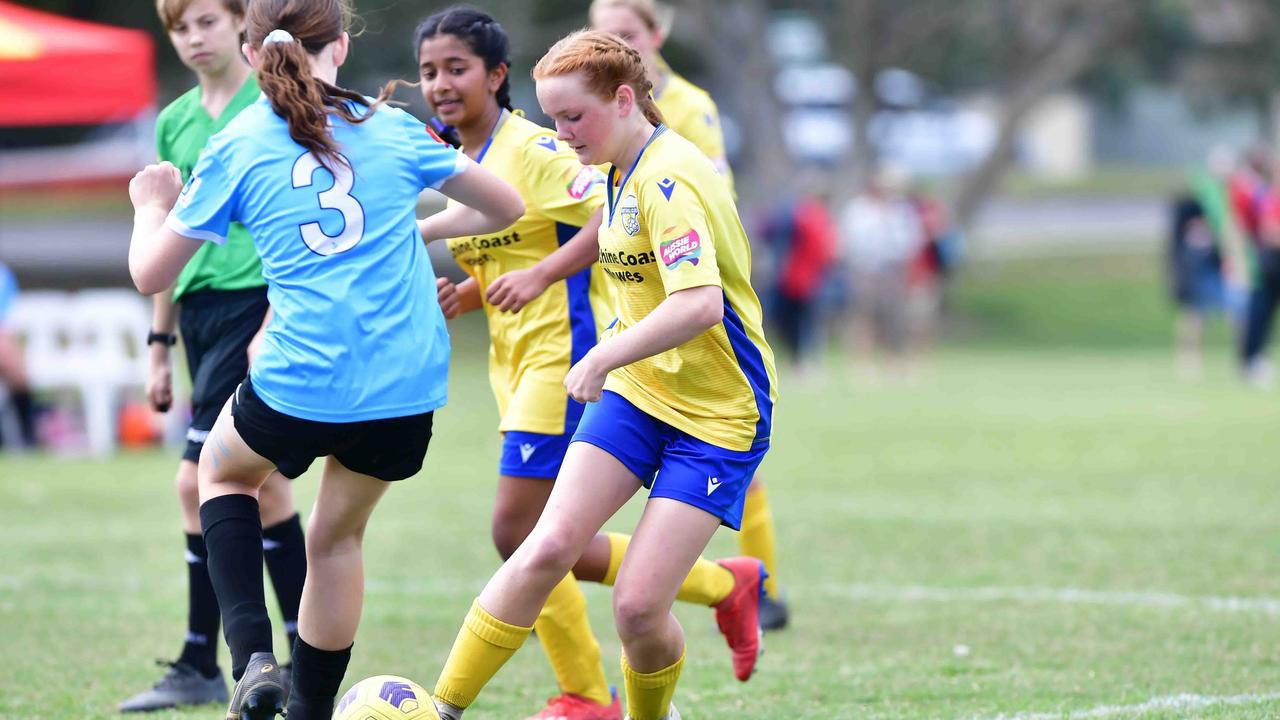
[
  {"xmin": 500, "ymin": 430, "xmax": 574, "ymax": 479},
  {"xmin": 558, "ymin": 221, "xmax": 596, "ymax": 434},
  {"xmin": 572, "ymin": 391, "xmax": 768, "ymax": 529},
  {"xmin": 721, "ymin": 298, "xmax": 773, "ymax": 442}
]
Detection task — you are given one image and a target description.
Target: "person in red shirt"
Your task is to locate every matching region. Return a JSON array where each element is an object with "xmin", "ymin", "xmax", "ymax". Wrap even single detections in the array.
[
  {"xmin": 1244, "ymin": 163, "xmax": 1280, "ymax": 386},
  {"xmin": 905, "ymin": 193, "xmax": 959, "ymax": 367},
  {"xmin": 764, "ymin": 190, "xmax": 838, "ymax": 378}
]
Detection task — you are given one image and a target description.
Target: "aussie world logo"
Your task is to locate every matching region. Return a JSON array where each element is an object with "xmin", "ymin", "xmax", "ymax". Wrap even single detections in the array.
[
  {"xmin": 660, "ymin": 228, "xmax": 702, "ymax": 270},
  {"xmin": 568, "ymin": 166, "xmax": 601, "ymax": 199}
]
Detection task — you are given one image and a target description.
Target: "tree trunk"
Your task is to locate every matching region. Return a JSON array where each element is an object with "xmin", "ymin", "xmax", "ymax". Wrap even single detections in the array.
[
  {"xmin": 687, "ymin": 0, "xmax": 792, "ymax": 206},
  {"xmin": 951, "ymin": 1, "xmax": 1136, "ymax": 231}
]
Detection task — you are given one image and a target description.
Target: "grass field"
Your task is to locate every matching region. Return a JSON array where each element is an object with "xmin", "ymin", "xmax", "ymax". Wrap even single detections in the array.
[{"xmin": 2, "ymin": 253, "xmax": 1278, "ymax": 719}]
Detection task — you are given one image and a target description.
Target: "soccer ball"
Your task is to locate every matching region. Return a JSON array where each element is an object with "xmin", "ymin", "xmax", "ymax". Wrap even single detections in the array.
[{"xmin": 332, "ymin": 675, "xmax": 440, "ymax": 720}]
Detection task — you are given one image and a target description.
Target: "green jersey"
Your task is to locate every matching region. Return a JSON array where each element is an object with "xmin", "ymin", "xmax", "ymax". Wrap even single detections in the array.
[{"xmin": 157, "ymin": 73, "xmax": 265, "ymax": 301}]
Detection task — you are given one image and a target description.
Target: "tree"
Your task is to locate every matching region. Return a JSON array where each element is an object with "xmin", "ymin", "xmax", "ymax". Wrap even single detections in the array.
[
  {"xmin": 1178, "ymin": 0, "xmax": 1280, "ymax": 140},
  {"xmin": 679, "ymin": 0, "xmax": 1145, "ymax": 229},
  {"xmin": 949, "ymin": 0, "xmax": 1142, "ymax": 229}
]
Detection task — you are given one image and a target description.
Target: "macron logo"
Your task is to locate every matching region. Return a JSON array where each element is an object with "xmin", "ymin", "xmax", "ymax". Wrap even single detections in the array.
[
  {"xmin": 520, "ymin": 443, "xmax": 536, "ymax": 463},
  {"xmin": 658, "ymin": 177, "xmax": 677, "ymax": 200},
  {"xmin": 706, "ymin": 476, "xmax": 722, "ymax": 495}
]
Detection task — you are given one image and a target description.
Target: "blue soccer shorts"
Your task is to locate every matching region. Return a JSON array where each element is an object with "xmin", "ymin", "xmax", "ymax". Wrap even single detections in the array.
[
  {"xmin": 500, "ymin": 430, "xmax": 575, "ymax": 479},
  {"xmin": 571, "ymin": 390, "xmax": 769, "ymax": 530}
]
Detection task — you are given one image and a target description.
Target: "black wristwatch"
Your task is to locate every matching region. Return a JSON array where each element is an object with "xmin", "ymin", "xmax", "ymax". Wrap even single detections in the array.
[{"xmin": 147, "ymin": 331, "xmax": 178, "ymax": 347}]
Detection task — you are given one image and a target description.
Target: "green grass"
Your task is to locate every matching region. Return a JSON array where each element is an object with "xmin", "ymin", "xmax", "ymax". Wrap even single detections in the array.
[
  {"xmin": 2, "ymin": 254, "xmax": 1279, "ymax": 719},
  {"xmin": 995, "ymin": 166, "xmax": 1187, "ymax": 201},
  {"xmin": 949, "ymin": 252, "xmax": 1233, "ymax": 351}
]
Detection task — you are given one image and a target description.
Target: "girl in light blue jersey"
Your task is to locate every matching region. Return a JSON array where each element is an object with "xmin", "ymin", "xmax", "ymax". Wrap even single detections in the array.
[{"xmin": 127, "ymin": 1, "xmax": 523, "ymax": 718}]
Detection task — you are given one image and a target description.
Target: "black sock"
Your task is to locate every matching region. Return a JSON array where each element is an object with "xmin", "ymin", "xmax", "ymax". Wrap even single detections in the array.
[
  {"xmin": 262, "ymin": 513, "xmax": 307, "ymax": 659},
  {"xmin": 285, "ymin": 637, "xmax": 352, "ymax": 720},
  {"xmin": 11, "ymin": 390, "xmax": 35, "ymax": 447},
  {"xmin": 176, "ymin": 533, "xmax": 221, "ymax": 678},
  {"xmin": 200, "ymin": 494, "xmax": 272, "ymax": 681}
]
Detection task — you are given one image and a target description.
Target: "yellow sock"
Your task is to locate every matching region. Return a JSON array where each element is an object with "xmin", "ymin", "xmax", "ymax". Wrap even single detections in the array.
[
  {"xmin": 621, "ymin": 651, "xmax": 684, "ymax": 720},
  {"xmin": 433, "ymin": 599, "xmax": 532, "ymax": 709},
  {"xmin": 601, "ymin": 531, "xmax": 733, "ymax": 606},
  {"xmin": 535, "ymin": 574, "xmax": 612, "ymax": 705},
  {"xmin": 601, "ymin": 532, "xmax": 629, "ymax": 586},
  {"xmin": 739, "ymin": 481, "xmax": 781, "ymax": 598}
]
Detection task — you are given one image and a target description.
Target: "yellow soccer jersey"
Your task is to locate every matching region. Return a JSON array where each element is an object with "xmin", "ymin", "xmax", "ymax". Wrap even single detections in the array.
[
  {"xmin": 654, "ymin": 71, "xmax": 735, "ymax": 194},
  {"xmin": 598, "ymin": 126, "xmax": 776, "ymax": 451},
  {"xmin": 445, "ymin": 112, "xmax": 611, "ymax": 435}
]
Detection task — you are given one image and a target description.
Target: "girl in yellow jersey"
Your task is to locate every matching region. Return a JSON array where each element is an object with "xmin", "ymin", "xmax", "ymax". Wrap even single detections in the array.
[
  {"xmin": 416, "ymin": 10, "xmax": 763, "ymax": 720},
  {"xmin": 590, "ymin": 0, "xmax": 733, "ymax": 190},
  {"xmin": 431, "ymin": 30, "xmax": 776, "ymax": 720},
  {"xmin": 591, "ymin": 0, "xmax": 790, "ymax": 630}
]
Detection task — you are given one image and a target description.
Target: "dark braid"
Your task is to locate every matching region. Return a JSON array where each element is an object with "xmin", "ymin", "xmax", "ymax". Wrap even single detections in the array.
[{"xmin": 414, "ymin": 5, "xmax": 514, "ymax": 114}]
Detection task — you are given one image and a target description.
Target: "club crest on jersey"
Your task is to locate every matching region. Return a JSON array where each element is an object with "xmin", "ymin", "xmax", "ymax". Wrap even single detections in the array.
[
  {"xmin": 176, "ymin": 174, "xmax": 201, "ymax": 208},
  {"xmin": 657, "ymin": 177, "xmax": 677, "ymax": 200},
  {"xmin": 568, "ymin": 166, "xmax": 601, "ymax": 200},
  {"xmin": 660, "ymin": 228, "xmax": 702, "ymax": 270},
  {"xmin": 619, "ymin": 193, "xmax": 641, "ymax": 236},
  {"xmin": 536, "ymin": 135, "xmax": 559, "ymax": 151}
]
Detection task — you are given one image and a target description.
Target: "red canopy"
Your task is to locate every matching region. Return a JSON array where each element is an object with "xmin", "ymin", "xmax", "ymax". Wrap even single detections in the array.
[{"xmin": 0, "ymin": 1, "xmax": 155, "ymax": 126}]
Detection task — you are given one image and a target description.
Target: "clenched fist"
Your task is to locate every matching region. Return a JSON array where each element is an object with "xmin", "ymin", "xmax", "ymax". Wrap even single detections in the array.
[{"xmin": 129, "ymin": 161, "xmax": 184, "ymax": 212}]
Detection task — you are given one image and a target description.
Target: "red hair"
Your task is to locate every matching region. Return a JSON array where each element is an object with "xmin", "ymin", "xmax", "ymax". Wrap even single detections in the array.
[{"xmin": 532, "ymin": 30, "xmax": 664, "ymax": 127}]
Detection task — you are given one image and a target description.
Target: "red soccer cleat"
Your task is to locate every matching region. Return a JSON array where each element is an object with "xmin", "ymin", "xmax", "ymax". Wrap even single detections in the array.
[
  {"xmin": 524, "ymin": 690, "xmax": 622, "ymax": 720},
  {"xmin": 713, "ymin": 556, "xmax": 766, "ymax": 681}
]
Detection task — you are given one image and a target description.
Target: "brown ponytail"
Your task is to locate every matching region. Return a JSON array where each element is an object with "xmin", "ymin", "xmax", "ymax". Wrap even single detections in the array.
[
  {"xmin": 533, "ymin": 30, "xmax": 665, "ymax": 128},
  {"xmin": 247, "ymin": 0, "xmax": 399, "ymax": 173}
]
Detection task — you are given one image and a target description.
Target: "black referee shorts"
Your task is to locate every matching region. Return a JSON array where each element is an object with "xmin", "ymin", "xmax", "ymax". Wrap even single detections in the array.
[
  {"xmin": 179, "ymin": 287, "xmax": 269, "ymax": 462},
  {"xmin": 229, "ymin": 375, "xmax": 434, "ymax": 482}
]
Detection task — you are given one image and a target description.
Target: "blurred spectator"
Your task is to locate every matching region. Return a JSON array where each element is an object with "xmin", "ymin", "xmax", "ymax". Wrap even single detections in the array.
[
  {"xmin": 1247, "ymin": 167, "xmax": 1280, "ymax": 388},
  {"xmin": 1168, "ymin": 150, "xmax": 1249, "ymax": 379},
  {"xmin": 905, "ymin": 192, "xmax": 961, "ymax": 365},
  {"xmin": 0, "ymin": 262, "xmax": 36, "ymax": 448},
  {"xmin": 838, "ymin": 164, "xmax": 926, "ymax": 379},
  {"xmin": 761, "ymin": 179, "xmax": 839, "ymax": 378},
  {"xmin": 1231, "ymin": 144, "xmax": 1280, "ymax": 387}
]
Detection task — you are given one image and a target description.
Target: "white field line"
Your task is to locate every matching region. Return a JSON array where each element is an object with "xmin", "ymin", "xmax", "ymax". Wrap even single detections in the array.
[
  {"xmin": 972, "ymin": 692, "xmax": 1280, "ymax": 719},
  {"xmin": 816, "ymin": 583, "xmax": 1280, "ymax": 615}
]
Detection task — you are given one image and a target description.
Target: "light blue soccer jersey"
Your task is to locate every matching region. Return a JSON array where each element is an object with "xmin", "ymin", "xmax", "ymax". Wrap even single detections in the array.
[{"xmin": 167, "ymin": 98, "xmax": 466, "ymax": 422}]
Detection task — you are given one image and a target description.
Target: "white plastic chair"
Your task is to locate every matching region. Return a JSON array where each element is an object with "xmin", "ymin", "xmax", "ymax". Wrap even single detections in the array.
[{"xmin": 8, "ymin": 289, "xmax": 151, "ymax": 455}]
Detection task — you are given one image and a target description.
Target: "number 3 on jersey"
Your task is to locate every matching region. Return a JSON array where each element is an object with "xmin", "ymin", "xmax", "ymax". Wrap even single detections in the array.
[{"xmin": 291, "ymin": 152, "xmax": 364, "ymax": 255}]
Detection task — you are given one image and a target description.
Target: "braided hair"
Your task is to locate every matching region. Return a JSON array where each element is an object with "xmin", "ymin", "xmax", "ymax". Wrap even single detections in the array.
[{"xmin": 533, "ymin": 30, "xmax": 665, "ymax": 128}]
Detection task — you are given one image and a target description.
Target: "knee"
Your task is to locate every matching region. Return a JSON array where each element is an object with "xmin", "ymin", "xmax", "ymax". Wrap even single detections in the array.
[
  {"xmin": 490, "ymin": 504, "xmax": 537, "ymax": 560},
  {"xmin": 305, "ymin": 516, "xmax": 365, "ymax": 559},
  {"xmin": 491, "ymin": 519, "xmax": 526, "ymax": 561},
  {"xmin": 612, "ymin": 588, "xmax": 666, "ymax": 642},
  {"xmin": 175, "ymin": 464, "xmax": 200, "ymax": 507},
  {"xmin": 515, "ymin": 524, "xmax": 580, "ymax": 578}
]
